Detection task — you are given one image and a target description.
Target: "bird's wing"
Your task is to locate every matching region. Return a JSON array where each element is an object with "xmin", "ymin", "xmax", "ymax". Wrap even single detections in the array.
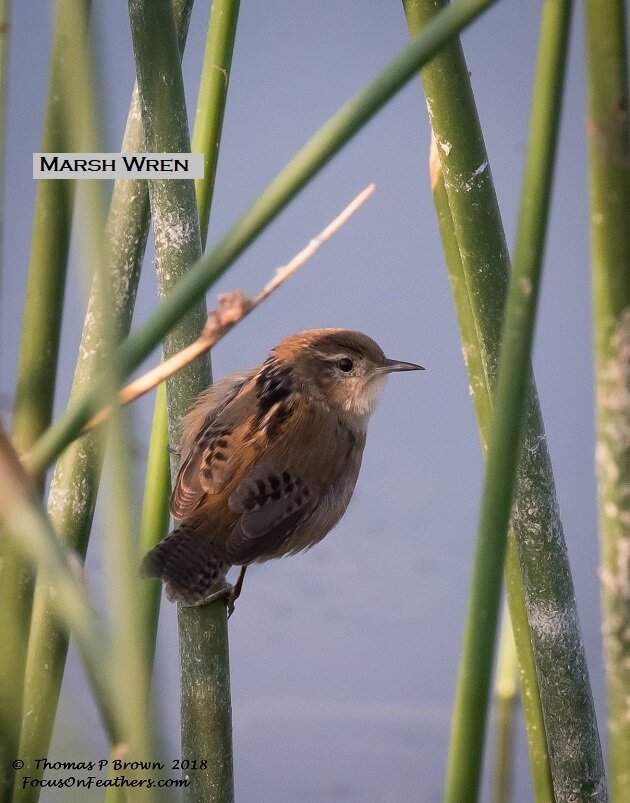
[
  {"xmin": 225, "ymin": 462, "xmax": 316, "ymax": 564},
  {"xmin": 170, "ymin": 370, "xmax": 255, "ymax": 520}
]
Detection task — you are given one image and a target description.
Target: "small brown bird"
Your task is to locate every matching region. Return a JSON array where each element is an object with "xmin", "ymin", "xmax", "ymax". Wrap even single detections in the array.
[{"xmin": 142, "ymin": 328, "xmax": 423, "ymax": 610}]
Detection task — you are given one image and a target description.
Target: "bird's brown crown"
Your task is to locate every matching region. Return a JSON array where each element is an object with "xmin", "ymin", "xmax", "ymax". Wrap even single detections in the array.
[{"xmin": 268, "ymin": 329, "xmax": 390, "ymax": 417}]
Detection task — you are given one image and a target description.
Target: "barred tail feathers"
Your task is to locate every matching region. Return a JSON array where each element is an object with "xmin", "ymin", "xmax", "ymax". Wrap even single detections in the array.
[{"xmin": 141, "ymin": 523, "xmax": 227, "ymax": 604}]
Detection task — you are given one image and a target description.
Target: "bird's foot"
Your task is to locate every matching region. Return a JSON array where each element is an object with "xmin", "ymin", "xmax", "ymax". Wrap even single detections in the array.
[
  {"xmin": 185, "ymin": 584, "xmax": 236, "ymax": 615},
  {"xmin": 183, "ymin": 566, "xmax": 247, "ymax": 618}
]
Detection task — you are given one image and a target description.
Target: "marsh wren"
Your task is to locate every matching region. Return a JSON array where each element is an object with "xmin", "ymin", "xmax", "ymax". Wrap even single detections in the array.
[{"xmin": 142, "ymin": 328, "xmax": 423, "ymax": 608}]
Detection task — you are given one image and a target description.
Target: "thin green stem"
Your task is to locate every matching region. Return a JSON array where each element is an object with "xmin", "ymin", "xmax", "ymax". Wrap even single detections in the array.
[
  {"xmin": 26, "ymin": 0, "xmax": 500, "ymax": 477},
  {"xmin": 12, "ymin": 0, "xmax": 81, "ymax": 457},
  {"xmin": 192, "ymin": 0, "xmax": 240, "ymax": 247},
  {"xmin": 584, "ymin": 2, "xmax": 630, "ymax": 800},
  {"xmin": 138, "ymin": 383, "xmax": 171, "ymax": 671}
]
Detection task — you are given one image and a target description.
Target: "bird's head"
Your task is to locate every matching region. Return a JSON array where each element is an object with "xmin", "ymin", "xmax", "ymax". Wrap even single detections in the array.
[{"xmin": 271, "ymin": 328, "xmax": 424, "ymax": 419}]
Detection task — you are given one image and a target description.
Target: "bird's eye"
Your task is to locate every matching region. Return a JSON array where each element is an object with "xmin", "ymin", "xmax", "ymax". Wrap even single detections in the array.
[{"xmin": 337, "ymin": 357, "xmax": 354, "ymax": 373}]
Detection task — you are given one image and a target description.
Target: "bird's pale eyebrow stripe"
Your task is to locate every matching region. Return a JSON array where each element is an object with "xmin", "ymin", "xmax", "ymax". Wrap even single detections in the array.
[{"xmin": 311, "ymin": 349, "xmax": 358, "ymax": 362}]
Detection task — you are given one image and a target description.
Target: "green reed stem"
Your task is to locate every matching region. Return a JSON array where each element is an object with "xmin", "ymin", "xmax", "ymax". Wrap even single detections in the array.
[
  {"xmin": 138, "ymin": 383, "xmax": 172, "ymax": 671},
  {"xmin": 404, "ymin": 0, "xmax": 604, "ymax": 800},
  {"xmin": 132, "ymin": 0, "xmax": 241, "ymax": 718},
  {"xmin": 108, "ymin": 1, "xmax": 241, "ymax": 795},
  {"xmin": 12, "ymin": 0, "xmax": 82, "ymax": 458},
  {"xmin": 585, "ymin": 2, "xmax": 630, "ymax": 800},
  {"xmin": 421, "ymin": 41, "xmax": 554, "ymax": 803},
  {"xmin": 128, "ymin": 1, "xmax": 235, "ymax": 799},
  {"xmin": 142, "ymin": 0, "xmax": 241, "ymax": 746},
  {"xmin": 442, "ymin": 0, "xmax": 570, "ymax": 784},
  {"xmin": 503, "ymin": 539, "xmax": 554, "ymax": 803},
  {"xmin": 192, "ymin": 0, "xmax": 240, "ymax": 247}
]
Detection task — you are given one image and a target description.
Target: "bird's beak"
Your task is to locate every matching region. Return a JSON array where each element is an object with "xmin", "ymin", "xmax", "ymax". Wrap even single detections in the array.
[{"xmin": 381, "ymin": 358, "xmax": 425, "ymax": 373}]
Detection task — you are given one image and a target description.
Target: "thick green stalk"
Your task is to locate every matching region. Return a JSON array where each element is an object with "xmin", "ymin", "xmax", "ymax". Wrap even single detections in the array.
[
  {"xmin": 492, "ymin": 5, "xmax": 604, "ymax": 799},
  {"xmin": 429, "ymin": 142, "xmax": 489, "ymax": 437},
  {"xmin": 503, "ymin": 540, "xmax": 554, "ymax": 802},
  {"xmin": 132, "ymin": 0, "xmax": 240, "ymax": 717},
  {"xmin": 126, "ymin": 0, "xmax": 240, "ymax": 728},
  {"xmin": 432, "ymin": 164, "xmax": 552, "ymax": 801},
  {"xmin": 584, "ymin": 2, "xmax": 630, "ymax": 799},
  {"xmin": 128, "ymin": 2, "xmax": 233, "ymax": 800},
  {"xmin": 26, "ymin": 0, "xmax": 501, "ymax": 477},
  {"xmin": 192, "ymin": 0, "xmax": 240, "ymax": 247},
  {"xmin": 405, "ymin": 1, "xmax": 605, "ymax": 800},
  {"xmin": 0, "ymin": 2, "xmax": 85, "ymax": 797},
  {"xmin": 441, "ymin": 0, "xmax": 579, "ymax": 795},
  {"xmin": 106, "ymin": 2, "xmax": 240, "ymax": 796},
  {"xmin": 431, "ymin": 143, "xmax": 554, "ymax": 803},
  {"xmin": 15, "ymin": 3, "xmax": 195, "ymax": 796}
]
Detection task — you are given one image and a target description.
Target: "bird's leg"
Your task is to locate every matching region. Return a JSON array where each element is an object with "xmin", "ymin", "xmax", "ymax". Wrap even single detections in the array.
[
  {"xmin": 225, "ymin": 566, "xmax": 247, "ymax": 617},
  {"xmin": 232, "ymin": 565, "xmax": 247, "ymax": 601},
  {"xmin": 185, "ymin": 566, "xmax": 247, "ymax": 618}
]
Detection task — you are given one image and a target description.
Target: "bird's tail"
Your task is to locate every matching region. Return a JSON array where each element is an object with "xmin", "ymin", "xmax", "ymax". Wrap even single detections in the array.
[{"xmin": 141, "ymin": 522, "xmax": 227, "ymax": 604}]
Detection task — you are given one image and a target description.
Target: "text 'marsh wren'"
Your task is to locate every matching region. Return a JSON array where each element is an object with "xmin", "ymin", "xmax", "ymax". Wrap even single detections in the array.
[{"xmin": 142, "ymin": 328, "xmax": 423, "ymax": 610}]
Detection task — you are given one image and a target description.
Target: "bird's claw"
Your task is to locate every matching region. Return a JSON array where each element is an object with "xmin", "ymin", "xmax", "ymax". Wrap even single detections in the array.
[
  {"xmin": 183, "ymin": 583, "xmax": 236, "ymax": 616},
  {"xmin": 181, "ymin": 567, "xmax": 247, "ymax": 618}
]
